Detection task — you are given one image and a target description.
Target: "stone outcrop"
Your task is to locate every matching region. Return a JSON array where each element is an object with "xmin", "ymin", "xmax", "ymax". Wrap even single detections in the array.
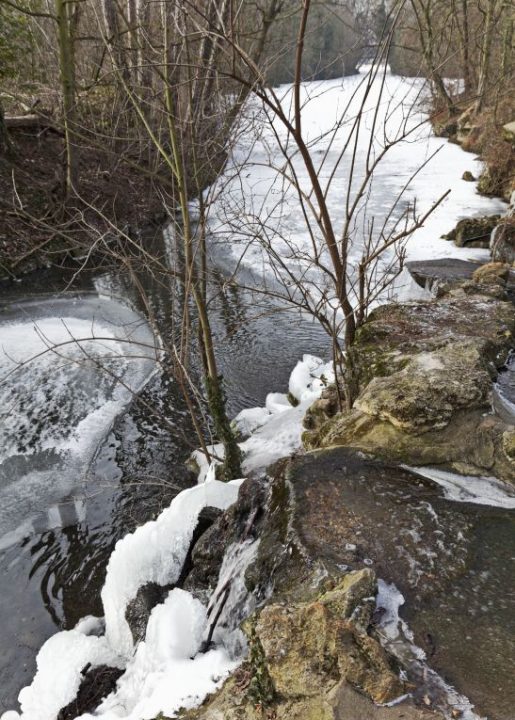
[
  {"xmin": 180, "ymin": 567, "xmax": 442, "ymax": 720},
  {"xmin": 179, "ymin": 445, "xmax": 515, "ymax": 720},
  {"xmin": 303, "ymin": 294, "xmax": 515, "ymax": 483}
]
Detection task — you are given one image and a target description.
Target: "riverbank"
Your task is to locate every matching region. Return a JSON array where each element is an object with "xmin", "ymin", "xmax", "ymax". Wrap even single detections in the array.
[
  {"xmin": 431, "ymin": 103, "xmax": 515, "ymax": 203},
  {"xmin": 0, "ymin": 124, "xmax": 173, "ymax": 279},
  {"xmin": 173, "ymin": 205, "xmax": 515, "ymax": 720}
]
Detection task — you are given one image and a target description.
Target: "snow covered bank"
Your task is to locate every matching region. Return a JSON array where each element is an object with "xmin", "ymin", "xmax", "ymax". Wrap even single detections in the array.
[
  {"xmin": 193, "ymin": 354, "xmax": 334, "ymax": 480},
  {"xmin": 2, "ymin": 480, "xmax": 245, "ymax": 720}
]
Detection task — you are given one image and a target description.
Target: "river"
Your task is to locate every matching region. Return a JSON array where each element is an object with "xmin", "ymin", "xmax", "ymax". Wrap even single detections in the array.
[{"xmin": 0, "ymin": 70, "xmax": 509, "ymax": 715}]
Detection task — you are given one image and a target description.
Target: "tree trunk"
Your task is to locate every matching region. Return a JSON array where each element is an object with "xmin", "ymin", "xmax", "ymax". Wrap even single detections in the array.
[
  {"xmin": 161, "ymin": 2, "xmax": 242, "ymax": 480},
  {"xmin": 410, "ymin": 0, "xmax": 454, "ymax": 111},
  {"xmin": 0, "ymin": 101, "xmax": 12, "ymax": 156},
  {"xmin": 474, "ymin": 0, "xmax": 497, "ymax": 114},
  {"xmin": 102, "ymin": 0, "xmax": 130, "ymax": 82},
  {"xmin": 55, "ymin": 0, "xmax": 78, "ymax": 194}
]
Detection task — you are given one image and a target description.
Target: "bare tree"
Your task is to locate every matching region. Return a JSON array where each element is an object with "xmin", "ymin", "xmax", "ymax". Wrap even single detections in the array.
[{"xmin": 203, "ymin": 0, "xmax": 449, "ymax": 408}]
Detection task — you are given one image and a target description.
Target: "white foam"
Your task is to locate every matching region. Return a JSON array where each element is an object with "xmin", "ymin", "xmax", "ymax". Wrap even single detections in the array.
[
  {"xmin": 0, "ymin": 301, "xmax": 158, "ymax": 549},
  {"xmin": 195, "ymin": 354, "xmax": 334, "ymax": 478}
]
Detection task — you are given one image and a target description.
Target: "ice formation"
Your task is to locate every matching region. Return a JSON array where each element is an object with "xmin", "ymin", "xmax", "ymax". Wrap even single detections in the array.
[
  {"xmin": 193, "ymin": 354, "xmax": 334, "ymax": 479},
  {"xmin": 3, "ymin": 480, "xmax": 244, "ymax": 720},
  {"xmin": 405, "ymin": 466, "xmax": 515, "ymax": 508},
  {"xmin": 102, "ymin": 479, "xmax": 243, "ymax": 657}
]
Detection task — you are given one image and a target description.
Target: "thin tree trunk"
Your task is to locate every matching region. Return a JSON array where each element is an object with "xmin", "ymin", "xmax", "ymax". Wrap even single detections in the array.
[
  {"xmin": 161, "ymin": 2, "xmax": 242, "ymax": 480},
  {"xmin": 410, "ymin": 0, "xmax": 454, "ymax": 111},
  {"xmin": 102, "ymin": 0, "xmax": 130, "ymax": 82},
  {"xmin": 55, "ymin": 0, "xmax": 78, "ymax": 194},
  {"xmin": 0, "ymin": 101, "xmax": 12, "ymax": 156},
  {"xmin": 475, "ymin": 0, "xmax": 497, "ymax": 114}
]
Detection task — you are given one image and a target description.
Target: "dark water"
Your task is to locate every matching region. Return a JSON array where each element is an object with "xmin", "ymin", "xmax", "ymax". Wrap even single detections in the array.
[{"xmin": 0, "ymin": 232, "xmax": 329, "ymax": 712}]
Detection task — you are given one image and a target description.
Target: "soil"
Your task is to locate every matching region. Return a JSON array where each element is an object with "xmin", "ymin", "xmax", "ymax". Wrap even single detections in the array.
[{"xmin": 0, "ymin": 125, "xmax": 169, "ymax": 279}]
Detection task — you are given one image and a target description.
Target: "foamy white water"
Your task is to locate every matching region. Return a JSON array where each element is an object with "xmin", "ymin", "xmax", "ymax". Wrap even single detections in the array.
[{"xmin": 0, "ymin": 295, "xmax": 158, "ymax": 550}]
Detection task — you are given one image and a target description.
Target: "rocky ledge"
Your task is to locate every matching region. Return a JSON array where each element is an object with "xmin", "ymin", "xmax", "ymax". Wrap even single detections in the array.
[
  {"xmin": 175, "ymin": 255, "xmax": 515, "ymax": 720},
  {"xmin": 177, "ymin": 445, "xmax": 515, "ymax": 720},
  {"xmin": 303, "ymin": 269, "xmax": 515, "ymax": 484}
]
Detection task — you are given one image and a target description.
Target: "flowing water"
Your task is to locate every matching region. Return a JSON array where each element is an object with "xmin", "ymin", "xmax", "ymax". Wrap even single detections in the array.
[
  {"xmin": 0, "ymin": 70, "xmax": 511, "ymax": 715},
  {"xmin": 0, "ymin": 256, "xmax": 329, "ymax": 711}
]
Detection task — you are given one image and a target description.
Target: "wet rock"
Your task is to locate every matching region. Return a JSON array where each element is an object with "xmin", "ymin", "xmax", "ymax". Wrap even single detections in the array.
[
  {"xmin": 125, "ymin": 505, "xmax": 222, "ymax": 644},
  {"xmin": 442, "ymin": 214, "xmax": 500, "ymax": 248},
  {"xmin": 182, "ymin": 479, "xmax": 267, "ymax": 599},
  {"xmin": 303, "ymin": 384, "xmax": 340, "ymax": 432},
  {"xmin": 491, "ymin": 218, "xmax": 515, "ymax": 264},
  {"xmin": 406, "ymin": 259, "xmax": 482, "ymax": 297},
  {"xmin": 57, "ymin": 664, "xmax": 124, "ymax": 720},
  {"xmin": 284, "ymin": 449, "xmax": 515, "ymax": 720},
  {"xmin": 125, "ymin": 581, "xmax": 170, "ymax": 646}
]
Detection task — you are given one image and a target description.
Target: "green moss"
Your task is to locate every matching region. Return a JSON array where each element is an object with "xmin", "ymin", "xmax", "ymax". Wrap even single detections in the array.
[{"xmin": 245, "ymin": 620, "xmax": 276, "ymax": 706}]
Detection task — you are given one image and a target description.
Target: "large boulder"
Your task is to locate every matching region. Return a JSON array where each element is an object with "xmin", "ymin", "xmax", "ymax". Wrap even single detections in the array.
[
  {"xmin": 442, "ymin": 214, "xmax": 500, "ymax": 248},
  {"xmin": 181, "ymin": 446, "xmax": 515, "ymax": 720}
]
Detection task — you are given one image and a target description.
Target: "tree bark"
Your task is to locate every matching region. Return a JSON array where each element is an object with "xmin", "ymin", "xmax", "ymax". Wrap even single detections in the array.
[
  {"xmin": 55, "ymin": 0, "xmax": 78, "ymax": 194},
  {"xmin": 0, "ymin": 101, "xmax": 12, "ymax": 155}
]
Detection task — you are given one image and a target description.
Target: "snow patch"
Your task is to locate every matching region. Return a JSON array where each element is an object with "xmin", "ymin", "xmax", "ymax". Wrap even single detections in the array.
[
  {"xmin": 406, "ymin": 466, "xmax": 515, "ymax": 508},
  {"xmin": 102, "ymin": 479, "xmax": 243, "ymax": 658},
  {"xmin": 195, "ymin": 354, "xmax": 334, "ymax": 479}
]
